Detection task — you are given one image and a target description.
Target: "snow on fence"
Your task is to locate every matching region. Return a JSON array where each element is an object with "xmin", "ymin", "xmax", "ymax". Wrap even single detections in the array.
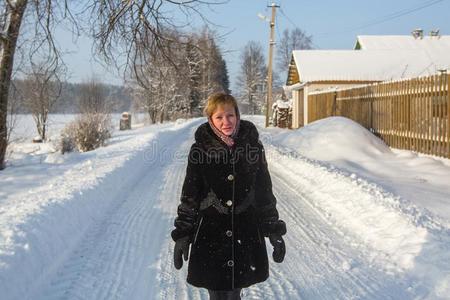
[{"xmin": 308, "ymin": 73, "xmax": 450, "ymax": 158}]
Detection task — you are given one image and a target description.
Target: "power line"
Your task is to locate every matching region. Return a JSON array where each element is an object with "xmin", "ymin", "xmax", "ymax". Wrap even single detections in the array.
[
  {"xmin": 316, "ymin": 0, "xmax": 445, "ymax": 36},
  {"xmin": 279, "ymin": 7, "xmax": 298, "ymax": 29},
  {"xmin": 278, "ymin": 7, "xmax": 322, "ymax": 49},
  {"xmin": 275, "ymin": 9, "xmax": 282, "ymax": 45}
]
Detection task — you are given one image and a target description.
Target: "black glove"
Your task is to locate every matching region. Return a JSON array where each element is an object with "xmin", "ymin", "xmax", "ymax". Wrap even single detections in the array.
[
  {"xmin": 269, "ymin": 234, "xmax": 286, "ymax": 263},
  {"xmin": 174, "ymin": 236, "xmax": 190, "ymax": 270}
]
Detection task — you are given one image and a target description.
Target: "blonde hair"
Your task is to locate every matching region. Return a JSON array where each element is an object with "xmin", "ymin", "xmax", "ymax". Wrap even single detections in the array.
[{"xmin": 203, "ymin": 92, "xmax": 239, "ymax": 118}]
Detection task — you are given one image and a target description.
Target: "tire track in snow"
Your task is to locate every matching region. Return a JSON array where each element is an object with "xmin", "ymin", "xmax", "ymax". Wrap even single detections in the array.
[
  {"xmin": 248, "ymin": 145, "xmax": 417, "ymax": 299},
  {"xmin": 156, "ymin": 125, "xmax": 210, "ymax": 300},
  {"xmin": 153, "ymin": 124, "xmax": 414, "ymax": 299},
  {"xmin": 30, "ymin": 120, "xmax": 421, "ymax": 299},
  {"xmin": 33, "ymin": 120, "xmax": 203, "ymax": 300}
]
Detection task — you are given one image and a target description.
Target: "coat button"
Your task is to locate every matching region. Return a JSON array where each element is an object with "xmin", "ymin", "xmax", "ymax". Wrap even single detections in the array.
[
  {"xmin": 227, "ymin": 260, "xmax": 234, "ymax": 267},
  {"xmin": 227, "ymin": 174, "xmax": 234, "ymax": 181},
  {"xmin": 226, "ymin": 230, "xmax": 232, "ymax": 237},
  {"xmin": 226, "ymin": 200, "xmax": 233, "ymax": 207}
]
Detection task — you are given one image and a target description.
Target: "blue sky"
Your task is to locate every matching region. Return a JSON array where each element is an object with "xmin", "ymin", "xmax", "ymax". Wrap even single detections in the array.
[{"xmin": 57, "ymin": 0, "xmax": 450, "ymax": 89}]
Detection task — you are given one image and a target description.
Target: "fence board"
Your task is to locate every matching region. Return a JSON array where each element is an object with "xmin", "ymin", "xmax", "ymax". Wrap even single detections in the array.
[
  {"xmin": 444, "ymin": 75, "xmax": 447, "ymax": 156},
  {"xmin": 440, "ymin": 75, "xmax": 443, "ymax": 155},
  {"xmin": 428, "ymin": 76, "xmax": 432, "ymax": 154},
  {"xmin": 448, "ymin": 74, "xmax": 450, "ymax": 158}
]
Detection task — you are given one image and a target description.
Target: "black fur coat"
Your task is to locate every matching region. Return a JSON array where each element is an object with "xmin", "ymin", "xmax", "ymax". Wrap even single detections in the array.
[{"xmin": 171, "ymin": 120, "xmax": 286, "ymax": 291}]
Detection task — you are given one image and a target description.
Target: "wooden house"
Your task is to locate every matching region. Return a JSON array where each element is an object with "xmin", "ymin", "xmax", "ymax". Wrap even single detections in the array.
[{"xmin": 285, "ymin": 33, "xmax": 450, "ymax": 129}]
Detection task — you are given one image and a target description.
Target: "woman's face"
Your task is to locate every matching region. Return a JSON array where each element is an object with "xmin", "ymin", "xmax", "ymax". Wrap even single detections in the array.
[{"xmin": 211, "ymin": 104, "xmax": 237, "ymax": 136}]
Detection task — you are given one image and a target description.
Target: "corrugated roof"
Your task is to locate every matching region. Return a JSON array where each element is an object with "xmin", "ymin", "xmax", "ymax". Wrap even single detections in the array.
[{"xmin": 292, "ymin": 49, "xmax": 450, "ymax": 82}]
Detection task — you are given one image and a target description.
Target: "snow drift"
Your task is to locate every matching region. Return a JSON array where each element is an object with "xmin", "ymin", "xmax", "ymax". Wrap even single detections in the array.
[{"xmin": 263, "ymin": 116, "xmax": 450, "ymax": 298}]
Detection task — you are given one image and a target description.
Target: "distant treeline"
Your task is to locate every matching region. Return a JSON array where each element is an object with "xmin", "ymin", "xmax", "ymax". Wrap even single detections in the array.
[{"xmin": 10, "ymin": 79, "xmax": 132, "ymax": 114}]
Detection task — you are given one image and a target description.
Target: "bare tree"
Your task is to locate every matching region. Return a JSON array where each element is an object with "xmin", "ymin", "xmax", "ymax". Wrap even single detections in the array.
[
  {"xmin": 5, "ymin": 80, "xmax": 20, "ymax": 148},
  {"xmin": 86, "ymin": 1, "xmax": 227, "ymax": 90},
  {"xmin": 0, "ymin": 0, "xmax": 74, "ymax": 169},
  {"xmin": 78, "ymin": 77, "xmax": 109, "ymax": 114},
  {"xmin": 1, "ymin": 1, "xmax": 28, "ymax": 169},
  {"xmin": 0, "ymin": 0, "xmax": 227, "ymax": 170},
  {"xmin": 236, "ymin": 41, "xmax": 267, "ymax": 115},
  {"xmin": 62, "ymin": 77, "xmax": 112, "ymax": 153},
  {"xmin": 22, "ymin": 61, "xmax": 63, "ymax": 141},
  {"xmin": 276, "ymin": 27, "xmax": 313, "ymax": 73}
]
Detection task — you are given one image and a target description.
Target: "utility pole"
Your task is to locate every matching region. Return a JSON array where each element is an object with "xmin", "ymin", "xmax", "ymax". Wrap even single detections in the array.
[{"xmin": 265, "ymin": 3, "xmax": 279, "ymax": 127}]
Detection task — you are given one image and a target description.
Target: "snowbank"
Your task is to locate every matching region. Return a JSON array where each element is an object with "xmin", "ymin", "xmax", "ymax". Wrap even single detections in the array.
[
  {"xmin": 0, "ymin": 117, "xmax": 197, "ymax": 299},
  {"xmin": 2, "ymin": 114, "xmax": 450, "ymax": 299},
  {"xmin": 251, "ymin": 116, "xmax": 450, "ymax": 298},
  {"xmin": 268, "ymin": 116, "xmax": 450, "ymax": 221}
]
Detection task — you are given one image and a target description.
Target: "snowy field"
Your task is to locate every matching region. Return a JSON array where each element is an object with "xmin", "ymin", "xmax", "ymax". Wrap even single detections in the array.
[{"xmin": 1, "ymin": 114, "xmax": 450, "ymax": 299}]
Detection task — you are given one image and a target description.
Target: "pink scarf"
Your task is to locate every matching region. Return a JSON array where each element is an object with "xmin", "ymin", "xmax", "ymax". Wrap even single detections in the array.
[{"xmin": 208, "ymin": 115, "xmax": 240, "ymax": 148}]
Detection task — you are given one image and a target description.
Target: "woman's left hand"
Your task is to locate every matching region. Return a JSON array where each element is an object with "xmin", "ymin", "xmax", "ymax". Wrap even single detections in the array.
[
  {"xmin": 269, "ymin": 234, "xmax": 286, "ymax": 263},
  {"xmin": 174, "ymin": 236, "xmax": 190, "ymax": 269}
]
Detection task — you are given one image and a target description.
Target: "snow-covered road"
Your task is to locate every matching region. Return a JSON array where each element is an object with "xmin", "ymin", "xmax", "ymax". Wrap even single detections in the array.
[
  {"xmin": 266, "ymin": 151, "xmax": 420, "ymax": 299},
  {"xmin": 34, "ymin": 120, "xmax": 202, "ymax": 299},
  {"xmin": 2, "ymin": 117, "xmax": 450, "ymax": 299}
]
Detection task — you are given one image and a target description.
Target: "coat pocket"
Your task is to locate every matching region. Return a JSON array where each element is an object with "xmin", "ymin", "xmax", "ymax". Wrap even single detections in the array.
[{"xmin": 193, "ymin": 216, "xmax": 204, "ymax": 244}]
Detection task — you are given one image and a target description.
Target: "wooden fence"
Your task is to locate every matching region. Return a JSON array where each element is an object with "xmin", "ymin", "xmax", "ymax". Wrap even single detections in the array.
[{"xmin": 308, "ymin": 74, "xmax": 450, "ymax": 158}]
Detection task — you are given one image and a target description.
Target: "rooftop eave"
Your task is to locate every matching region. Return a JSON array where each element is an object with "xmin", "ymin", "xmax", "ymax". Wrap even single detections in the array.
[{"xmin": 303, "ymin": 79, "xmax": 381, "ymax": 84}]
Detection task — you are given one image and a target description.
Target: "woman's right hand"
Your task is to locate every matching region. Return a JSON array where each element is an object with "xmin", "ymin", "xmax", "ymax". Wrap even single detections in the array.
[
  {"xmin": 173, "ymin": 236, "xmax": 190, "ymax": 269},
  {"xmin": 269, "ymin": 234, "xmax": 286, "ymax": 263}
]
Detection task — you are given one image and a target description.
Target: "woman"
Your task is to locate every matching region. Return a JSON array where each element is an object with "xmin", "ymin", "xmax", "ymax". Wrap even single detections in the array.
[{"xmin": 171, "ymin": 92, "xmax": 286, "ymax": 299}]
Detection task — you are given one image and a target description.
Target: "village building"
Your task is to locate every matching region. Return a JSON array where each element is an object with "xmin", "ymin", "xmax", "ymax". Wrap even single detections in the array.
[{"xmin": 285, "ymin": 31, "xmax": 450, "ymax": 128}]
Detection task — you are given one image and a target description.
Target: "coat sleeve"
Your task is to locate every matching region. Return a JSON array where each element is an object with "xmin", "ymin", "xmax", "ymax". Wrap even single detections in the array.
[
  {"xmin": 171, "ymin": 144, "xmax": 204, "ymax": 242},
  {"xmin": 255, "ymin": 141, "xmax": 287, "ymax": 237}
]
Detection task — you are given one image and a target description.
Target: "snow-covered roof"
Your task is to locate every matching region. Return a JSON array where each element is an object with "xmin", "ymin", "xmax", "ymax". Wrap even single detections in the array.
[
  {"xmin": 355, "ymin": 35, "xmax": 450, "ymax": 73},
  {"xmin": 355, "ymin": 35, "xmax": 450, "ymax": 51},
  {"xmin": 283, "ymin": 82, "xmax": 306, "ymax": 92},
  {"xmin": 291, "ymin": 49, "xmax": 450, "ymax": 82}
]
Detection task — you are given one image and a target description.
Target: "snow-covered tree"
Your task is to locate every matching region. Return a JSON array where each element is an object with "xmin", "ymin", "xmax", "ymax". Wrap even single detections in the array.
[
  {"xmin": 22, "ymin": 61, "xmax": 63, "ymax": 141},
  {"xmin": 236, "ymin": 41, "xmax": 267, "ymax": 114},
  {"xmin": 185, "ymin": 37, "xmax": 203, "ymax": 116},
  {"xmin": 0, "ymin": 0, "xmax": 227, "ymax": 169},
  {"xmin": 218, "ymin": 57, "xmax": 230, "ymax": 94},
  {"xmin": 196, "ymin": 28, "xmax": 230, "ymax": 106},
  {"xmin": 127, "ymin": 29, "xmax": 185, "ymax": 123},
  {"xmin": 129, "ymin": 28, "xmax": 229, "ymax": 122}
]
